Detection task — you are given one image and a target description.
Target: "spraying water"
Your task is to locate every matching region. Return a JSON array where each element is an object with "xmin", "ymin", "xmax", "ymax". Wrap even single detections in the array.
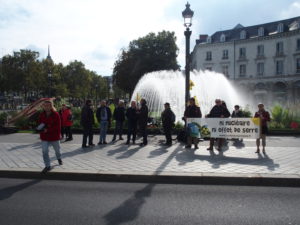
[{"xmin": 131, "ymin": 70, "xmax": 244, "ymax": 122}]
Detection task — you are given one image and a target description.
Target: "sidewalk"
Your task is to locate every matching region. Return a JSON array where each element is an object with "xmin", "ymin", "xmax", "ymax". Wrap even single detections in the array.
[{"xmin": 0, "ymin": 133, "xmax": 300, "ymax": 186}]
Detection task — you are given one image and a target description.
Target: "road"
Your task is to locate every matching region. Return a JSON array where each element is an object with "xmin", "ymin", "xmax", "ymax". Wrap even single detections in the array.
[{"xmin": 0, "ymin": 178, "xmax": 299, "ymax": 225}]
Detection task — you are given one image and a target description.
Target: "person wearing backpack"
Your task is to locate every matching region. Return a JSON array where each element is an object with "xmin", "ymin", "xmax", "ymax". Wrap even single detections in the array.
[{"xmin": 161, "ymin": 102, "xmax": 176, "ymax": 146}]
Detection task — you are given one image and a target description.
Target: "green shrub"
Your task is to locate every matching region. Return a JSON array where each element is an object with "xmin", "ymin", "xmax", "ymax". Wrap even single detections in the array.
[{"xmin": 0, "ymin": 112, "xmax": 8, "ymax": 126}]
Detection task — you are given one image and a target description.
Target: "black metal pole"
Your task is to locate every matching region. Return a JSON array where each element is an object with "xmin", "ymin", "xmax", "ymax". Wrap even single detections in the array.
[{"xmin": 185, "ymin": 27, "xmax": 191, "ymax": 107}]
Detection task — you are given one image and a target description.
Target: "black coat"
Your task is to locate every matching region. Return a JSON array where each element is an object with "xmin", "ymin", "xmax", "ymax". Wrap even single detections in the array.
[
  {"xmin": 231, "ymin": 110, "xmax": 244, "ymax": 118},
  {"xmin": 113, "ymin": 106, "xmax": 125, "ymax": 122},
  {"xmin": 138, "ymin": 104, "xmax": 149, "ymax": 127},
  {"xmin": 126, "ymin": 107, "xmax": 138, "ymax": 124},
  {"xmin": 184, "ymin": 105, "xmax": 202, "ymax": 118},
  {"xmin": 161, "ymin": 108, "xmax": 175, "ymax": 128},
  {"xmin": 80, "ymin": 105, "xmax": 94, "ymax": 127},
  {"xmin": 207, "ymin": 105, "xmax": 230, "ymax": 118},
  {"xmin": 96, "ymin": 106, "xmax": 112, "ymax": 122}
]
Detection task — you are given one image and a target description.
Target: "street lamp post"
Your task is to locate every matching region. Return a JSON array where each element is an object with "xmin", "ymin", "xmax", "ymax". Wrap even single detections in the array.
[
  {"xmin": 48, "ymin": 72, "xmax": 52, "ymax": 97},
  {"xmin": 182, "ymin": 2, "xmax": 194, "ymax": 107}
]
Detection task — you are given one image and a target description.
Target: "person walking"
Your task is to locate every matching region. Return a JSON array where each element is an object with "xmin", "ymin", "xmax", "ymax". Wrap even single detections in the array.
[
  {"xmin": 112, "ymin": 100, "xmax": 126, "ymax": 142},
  {"xmin": 61, "ymin": 104, "xmax": 73, "ymax": 141},
  {"xmin": 126, "ymin": 101, "xmax": 138, "ymax": 145},
  {"xmin": 206, "ymin": 99, "xmax": 229, "ymax": 151},
  {"xmin": 254, "ymin": 103, "xmax": 271, "ymax": 154},
  {"xmin": 96, "ymin": 100, "xmax": 111, "ymax": 145},
  {"xmin": 137, "ymin": 98, "xmax": 149, "ymax": 147},
  {"xmin": 37, "ymin": 100, "xmax": 62, "ymax": 173},
  {"xmin": 184, "ymin": 98, "xmax": 202, "ymax": 149},
  {"xmin": 161, "ymin": 102, "xmax": 176, "ymax": 146},
  {"xmin": 80, "ymin": 99, "xmax": 95, "ymax": 148}
]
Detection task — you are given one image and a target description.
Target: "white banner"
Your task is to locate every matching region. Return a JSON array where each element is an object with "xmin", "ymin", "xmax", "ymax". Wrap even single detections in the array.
[{"xmin": 186, "ymin": 118, "xmax": 261, "ymax": 139}]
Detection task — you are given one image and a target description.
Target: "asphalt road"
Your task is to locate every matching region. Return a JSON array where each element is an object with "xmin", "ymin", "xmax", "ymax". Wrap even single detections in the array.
[{"xmin": 0, "ymin": 178, "xmax": 300, "ymax": 225}]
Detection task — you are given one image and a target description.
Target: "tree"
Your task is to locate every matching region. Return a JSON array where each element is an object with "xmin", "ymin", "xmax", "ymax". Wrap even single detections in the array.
[{"xmin": 113, "ymin": 30, "xmax": 180, "ymax": 97}]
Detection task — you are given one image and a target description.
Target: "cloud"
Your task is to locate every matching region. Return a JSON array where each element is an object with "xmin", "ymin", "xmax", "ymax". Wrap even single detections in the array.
[{"xmin": 280, "ymin": 1, "xmax": 300, "ymax": 19}]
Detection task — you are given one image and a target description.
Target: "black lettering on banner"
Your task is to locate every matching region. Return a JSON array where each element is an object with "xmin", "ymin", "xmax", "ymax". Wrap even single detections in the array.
[
  {"xmin": 212, "ymin": 128, "xmax": 217, "ymax": 132},
  {"xmin": 219, "ymin": 121, "xmax": 224, "ymax": 125}
]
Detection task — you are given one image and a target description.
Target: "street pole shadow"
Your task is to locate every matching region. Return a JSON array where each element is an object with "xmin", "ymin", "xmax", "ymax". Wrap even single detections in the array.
[
  {"xmin": 0, "ymin": 179, "xmax": 41, "ymax": 201},
  {"xmin": 104, "ymin": 183, "xmax": 155, "ymax": 225}
]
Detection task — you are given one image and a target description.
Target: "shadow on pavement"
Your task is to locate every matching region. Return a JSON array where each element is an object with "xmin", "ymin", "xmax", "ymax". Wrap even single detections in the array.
[
  {"xmin": 175, "ymin": 149, "xmax": 280, "ymax": 170},
  {"xmin": 116, "ymin": 147, "xmax": 140, "ymax": 159},
  {"xmin": 8, "ymin": 142, "xmax": 41, "ymax": 151},
  {"xmin": 0, "ymin": 179, "xmax": 41, "ymax": 201}
]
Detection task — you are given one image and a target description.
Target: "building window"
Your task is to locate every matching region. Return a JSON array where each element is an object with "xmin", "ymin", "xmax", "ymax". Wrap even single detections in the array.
[
  {"xmin": 239, "ymin": 64, "xmax": 246, "ymax": 77},
  {"xmin": 206, "ymin": 51, "xmax": 212, "ymax": 61},
  {"xmin": 277, "ymin": 23, "xmax": 284, "ymax": 33},
  {"xmin": 240, "ymin": 30, "xmax": 246, "ymax": 39},
  {"xmin": 222, "ymin": 65, "xmax": 229, "ymax": 77},
  {"xmin": 257, "ymin": 45, "xmax": 264, "ymax": 57},
  {"xmin": 220, "ymin": 34, "xmax": 226, "ymax": 42},
  {"xmin": 207, "ymin": 36, "xmax": 212, "ymax": 43},
  {"xmin": 257, "ymin": 62, "xmax": 264, "ymax": 76},
  {"xmin": 206, "ymin": 67, "xmax": 212, "ymax": 71},
  {"xmin": 276, "ymin": 42, "xmax": 284, "ymax": 55},
  {"xmin": 222, "ymin": 50, "xmax": 228, "ymax": 59},
  {"xmin": 239, "ymin": 47, "xmax": 246, "ymax": 59},
  {"xmin": 276, "ymin": 60, "xmax": 284, "ymax": 75},
  {"xmin": 258, "ymin": 27, "xmax": 264, "ymax": 36},
  {"xmin": 297, "ymin": 58, "xmax": 300, "ymax": 73},
  {"xmin": 297, "ymin": 39, "xmax": 300, "ymax": 50}
]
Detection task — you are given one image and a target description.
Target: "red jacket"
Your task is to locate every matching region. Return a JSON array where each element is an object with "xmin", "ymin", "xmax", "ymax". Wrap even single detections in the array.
[
  {"xmin": 254, "ymin": 110, "xmax": 271, "ymax": 127},
  {"xmin": 38, "ymin": 110, "xmax": 61, "ymax": 141},
  {"xmin": 61, "ymin": 108, "xmax": 73, "ymax": 127}
]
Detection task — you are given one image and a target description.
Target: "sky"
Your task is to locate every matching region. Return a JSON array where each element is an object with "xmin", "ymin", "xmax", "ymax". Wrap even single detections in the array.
[{"xmin": 0, "ymin": 0, "xmax": 300, "ymax": 76}]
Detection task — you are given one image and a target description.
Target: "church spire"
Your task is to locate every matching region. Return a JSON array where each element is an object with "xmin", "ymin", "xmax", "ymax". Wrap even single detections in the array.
[{"xmin": 46, "ymin": 45, "xmax": 52, "ymax": 61}]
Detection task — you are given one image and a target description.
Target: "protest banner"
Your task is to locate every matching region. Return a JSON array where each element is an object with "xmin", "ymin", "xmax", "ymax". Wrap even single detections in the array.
[{"xmin": 186, "ymin": 118, "xmax": 261, "ymax": 139}]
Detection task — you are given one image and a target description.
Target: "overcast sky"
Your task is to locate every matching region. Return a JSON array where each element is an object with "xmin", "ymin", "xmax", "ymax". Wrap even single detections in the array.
[{"xmin": 1, "ymin": 0, "xmax": 299, "ymax": 76}]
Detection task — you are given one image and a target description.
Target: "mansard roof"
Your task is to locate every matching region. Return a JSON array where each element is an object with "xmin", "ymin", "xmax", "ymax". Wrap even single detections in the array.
[{"xmin": 206, "ymin": 16, "xmax": 300, "ymax": 44}]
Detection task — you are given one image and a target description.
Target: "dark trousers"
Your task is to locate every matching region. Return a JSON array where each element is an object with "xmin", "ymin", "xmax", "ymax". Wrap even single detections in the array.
[
  {"xmin": 140, "ymin": 125, "xmax": 148, "ymax": 144},
  {"xmin": 113, "ymin": 120, "xmax": 124, "ymax": 139},
  {"xmin": 163, "ymin": 125, "xmax": 172, "ymax": 144},
  {"xmin": 127, "ymin": 121, "xmax": 137, "ymax": 143},
  {"xmin": 61, "ymin": 126, "xmax": 65, "ymax": 138},
  {"xmin": 65, "ymin": 126, "xmax": 72, "ymax": 139},
  {"xmin": 82, "ymin": 126, "xmax": 93, "ymax": 147}
]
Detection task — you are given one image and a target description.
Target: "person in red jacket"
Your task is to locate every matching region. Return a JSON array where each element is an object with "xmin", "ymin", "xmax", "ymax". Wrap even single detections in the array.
[
  {"xmin": 254, "ymin": 103, "xmax": 271, "ymax": 154},
  {"xmin": 37, "ymin": 100, "xmax": 63, "ymax": 173},
  {"xmin": 61, "ymin": 104, "xmax": 73, "ymax": 141}
]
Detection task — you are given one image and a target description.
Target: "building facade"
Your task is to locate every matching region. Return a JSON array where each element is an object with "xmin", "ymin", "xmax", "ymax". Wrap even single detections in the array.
[{"xmin": 191, "ymin": 16, "xmax": 300, "ymax": 108}]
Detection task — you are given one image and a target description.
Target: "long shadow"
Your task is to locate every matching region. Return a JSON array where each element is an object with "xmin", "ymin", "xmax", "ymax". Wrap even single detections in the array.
[
  {"xmin": 175, "ymin": 149, "xmax": 279, "ymax": 170},
  {"xmin": 0, "ymin": 179, "xmax": 41, "ymax": 201},
  {"xmin": 107, "ymin": 144, "xmax": 128, "ymax": 156},
  {"xmin": 8, "ymin": 142, "xmax": 41, "ymax": 151},
  {"xmin": 116, "ymin": 147, "xmax": 140, "ymax": 159}
]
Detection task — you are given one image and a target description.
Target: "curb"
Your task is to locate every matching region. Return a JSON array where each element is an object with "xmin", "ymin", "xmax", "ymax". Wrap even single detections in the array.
[{"xmin": 1, "ymin": 169, "xmax": 300, "ymax": 187}]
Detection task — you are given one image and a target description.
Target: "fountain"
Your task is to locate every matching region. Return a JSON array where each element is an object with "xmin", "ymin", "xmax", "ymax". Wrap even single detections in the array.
[{"xmin": 131, "ymin": 70, "xmax": 244, "ymax": 123}]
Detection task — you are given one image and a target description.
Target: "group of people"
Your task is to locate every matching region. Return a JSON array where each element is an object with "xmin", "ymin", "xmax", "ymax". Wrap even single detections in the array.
[{"xmin": 37, "ymin": 98, "xmax": 270, "ymax": 173}]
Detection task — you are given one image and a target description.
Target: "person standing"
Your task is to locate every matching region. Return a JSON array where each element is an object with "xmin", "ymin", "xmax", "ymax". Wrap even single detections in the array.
[
  {"xmin": 206, "ymin": 99, "xmax": 228, "ymax": 151},
  {"xmin": 137, "ymin": 98, "xmax": 149, "ymax": 147},
  {"xmin": 112, "ymin": 100, "xmax": 126, "ymax": 142},
  {"xmin": 80, "ymin": 99, "xmax": 95, "ymax": 148},
  {"xmin": 61, "ymin": 104, "xmax": 73, "ymax": 141},
  {"xmin": 96, "ymin": 100, "xmax": 111, "ymax": 145},
  {"xmin": 254, "ymin": 103, "xmax": 271, "ymax": 154},
  {"xmin": 184, "ymin": 98, "xmax": 202, "ymax": 149},
  {"xmin": 126, "ymin": 101, "xmax": 138, "ymax": 145},
  {"xmin": 161, "ymin": 102, "xmax": 176, "ymax": 146},
  {"xmin": 38, "ymin": 100, "xmax": 62, "ymax": 173},
  {"xmin": 231, "ymin": 105, "xmax": 244, "ymax": 118},
  {"xmin": 58, "ymin": 105, "xmax": 65, "ymax": 140}
]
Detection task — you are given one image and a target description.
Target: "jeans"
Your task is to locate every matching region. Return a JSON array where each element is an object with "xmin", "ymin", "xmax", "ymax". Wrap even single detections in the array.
[
  {"xmin": 42, "ymin": 141, "xmax": 61, "ymax": 167},
  {"xmin": 113, "ymin": 120, "xmax": 124, "ymax": 139},
  {"xmin": 100, "ymin": 121, "xmax": 108, "ymax": 142}
]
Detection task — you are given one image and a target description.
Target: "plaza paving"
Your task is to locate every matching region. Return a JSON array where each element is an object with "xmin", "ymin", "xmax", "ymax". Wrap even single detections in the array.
[{"xmin": 0, "ymin": 133, "xmax": 299, "ymax": 181}]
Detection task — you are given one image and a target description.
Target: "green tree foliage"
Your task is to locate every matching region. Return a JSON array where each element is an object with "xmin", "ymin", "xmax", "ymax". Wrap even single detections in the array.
[
  {"xmin": 0, "ymin": 49, "xmax": 108, "ymax": 101},
  {"xmin": 113, "ymin": 30, "xmax": 180, "ymax": 96}
]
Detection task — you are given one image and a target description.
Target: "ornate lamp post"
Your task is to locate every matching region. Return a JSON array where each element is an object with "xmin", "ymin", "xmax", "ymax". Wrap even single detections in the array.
[{"xmin": 182, "ymin": 2, "xmax": 194, "ymax": 106}]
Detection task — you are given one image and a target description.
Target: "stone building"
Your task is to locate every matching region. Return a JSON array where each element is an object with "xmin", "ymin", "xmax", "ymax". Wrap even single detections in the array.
[{"xmin": 191, "ymin": 16, "xmax": 300, "ymax": 108}]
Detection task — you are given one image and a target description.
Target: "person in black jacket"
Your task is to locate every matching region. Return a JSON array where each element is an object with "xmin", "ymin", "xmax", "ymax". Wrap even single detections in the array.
[
  {"xmin": 206, "ymin": 99, "xmax": 229, "ymax": 151},
  {"xmin": 231, "ymin": 105, "xmax": 244, "ymax": 118},
  {"xmin": 161, "ymin": 102, "xmax": 176, "ymax": 146},
  {"xmin": 80, "ymin": 100, "xmax": 95, "ymax": 148},
  {"xmin": 126, "ymin": 101, "xmax": 138, "ymax": 145},
  {"xmin": 112, "ymin": 100, "xmax": 126, "ymax": 142},
  {"xmin": 137, "ymin": 98, "xmax": 149, "ymax": 147},
  {"xmin": 184, "ymin": 98, "xmax": 202, "ymax": 149},
  {"xmin": 96, "ymin": 100, "xmax": 112, "ymax": 145}
]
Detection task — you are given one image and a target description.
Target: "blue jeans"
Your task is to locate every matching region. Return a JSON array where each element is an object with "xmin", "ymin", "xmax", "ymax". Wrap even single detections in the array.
[
  {"xmin": 42, "ymin": 141, "xmax": 61, "ymax": 167},
  {"xmin": 99, "ymin": 121, "xmax": 108, "ymax": 142}
]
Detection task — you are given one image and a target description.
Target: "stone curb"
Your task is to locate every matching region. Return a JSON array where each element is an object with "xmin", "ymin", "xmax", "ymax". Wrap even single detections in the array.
[{"xmin": 1, "ymin": 168, "xmax": 300, "ymax": 187}]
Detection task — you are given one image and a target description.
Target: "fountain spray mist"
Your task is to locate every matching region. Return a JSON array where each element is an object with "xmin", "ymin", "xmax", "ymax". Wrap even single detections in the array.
[{"xmin": 131, "ymin": 70, "xmax": 244, "ymax": 122}]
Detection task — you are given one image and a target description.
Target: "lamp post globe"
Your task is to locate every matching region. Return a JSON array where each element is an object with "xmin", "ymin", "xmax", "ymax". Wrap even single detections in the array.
[{"xmin": 182, "ymin": 2, "xmax": 194, "ymax": 106}]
